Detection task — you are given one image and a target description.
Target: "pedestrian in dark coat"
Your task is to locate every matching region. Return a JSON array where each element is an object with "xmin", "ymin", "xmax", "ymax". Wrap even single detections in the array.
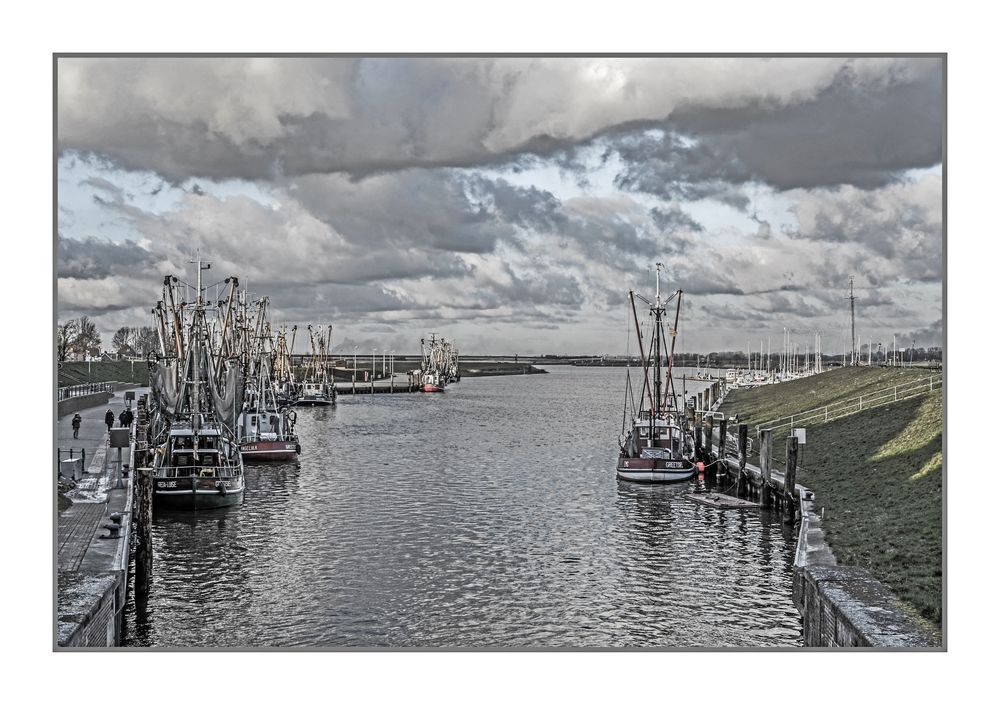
[
  {"xmin": 105, "ymin": 409, "xmax": 115, "ymax": 434},
  {"xmin": 71, "ymin": 413, "xmax": 82, "ymax": 439},
  {"xmin": 123, "ymin": 408, "xmax": 134, "ymax": 427}
]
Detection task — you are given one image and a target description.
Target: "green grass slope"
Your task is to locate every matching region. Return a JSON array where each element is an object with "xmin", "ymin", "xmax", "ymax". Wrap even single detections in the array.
[
  {"xmin": 719, "ymin": 368, "xmax": 943, "ymax": 625},
  {"xmin": 58, "ymin": 361, "xmax": 150, "ymax": 387}
]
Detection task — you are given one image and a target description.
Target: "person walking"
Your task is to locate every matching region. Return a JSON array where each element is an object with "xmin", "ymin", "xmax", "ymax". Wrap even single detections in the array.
[
  {"xmin": 104, "ymin": 408, "xmax": 115, "ymax": 434},
  {"xmin": 123, "ymin": 407, "xmax": 134, "ymax": 428},
  {"xmin": 71, "ymin": 413, "xmax": 82, "ymax": 439}
]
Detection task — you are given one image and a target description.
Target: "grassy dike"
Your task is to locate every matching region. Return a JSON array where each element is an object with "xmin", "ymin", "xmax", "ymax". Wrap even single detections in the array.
[
  {"xmin": 59, "ymin": 360, "xmax": 150, "ymax": 387},
  {"xmin": 718, "ymin": 367, "xmax": 943, "ymax": 625}
]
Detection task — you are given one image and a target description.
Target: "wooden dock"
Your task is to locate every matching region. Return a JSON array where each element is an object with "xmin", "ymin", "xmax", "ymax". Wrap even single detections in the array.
[
  {"xmin": 333, "ymin": 374, "xmax": 421, "ymax": 394},
  {"xmin": 685, "ymin": 492, "xmax": 760, "ymax": 510}
]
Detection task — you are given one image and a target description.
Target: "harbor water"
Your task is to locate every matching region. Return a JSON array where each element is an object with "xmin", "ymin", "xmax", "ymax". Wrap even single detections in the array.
[{"xmin": 124, "ymin": 366, "xmax": 802, "ymax": 647}]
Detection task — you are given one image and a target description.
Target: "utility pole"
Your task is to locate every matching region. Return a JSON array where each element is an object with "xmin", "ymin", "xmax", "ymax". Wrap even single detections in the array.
[{"xmin": 848, "ymin": 277, "xmax": 857, "ymax": 366}]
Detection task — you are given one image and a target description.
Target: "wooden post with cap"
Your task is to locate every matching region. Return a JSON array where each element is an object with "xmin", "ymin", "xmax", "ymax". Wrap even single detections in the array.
[
  {"xmin": 784, "ymin": 435, "xmax": 799, "ymax": 524},
  {"xmin": 716, "ymin": 416, "xmax": 728, "ymax": 488},
  {"xmin": 759, "ymin": 429, "xmax": 773, "ymax": 507},
  {"xmin": 737, "ymin": 423, "xmax": 749, "ymax": 498}
]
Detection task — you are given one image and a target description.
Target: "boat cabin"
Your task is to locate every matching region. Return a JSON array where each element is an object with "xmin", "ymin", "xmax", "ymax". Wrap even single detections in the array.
[
  {"xmin": 302, "ymin": 382, "xmax": 328, "ymax": 398},
  {"xmin": 240, "ymin": 410, "xmax": 287, "ymax": 440},
  {"xmin": 156, "ymin": 424, "xmax": 240, "ymax": 479},
  {"xmin": 628, "ymin": 414, "xmax": 691, "ymax": 459}
]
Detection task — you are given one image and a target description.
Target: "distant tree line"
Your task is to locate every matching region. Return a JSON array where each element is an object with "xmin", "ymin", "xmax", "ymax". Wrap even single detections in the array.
[
  {"xmin": 109, "ymin": 325, "xmax": 158, "ymax": 358},
  {"xmin": 57, "ymin": 317, "xmax": 158, "ymax": 361}
]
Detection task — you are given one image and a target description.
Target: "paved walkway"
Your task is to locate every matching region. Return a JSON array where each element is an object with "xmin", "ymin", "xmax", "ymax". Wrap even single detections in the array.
[
  {"xmin": 57, "ymin": 389, "xmax": 147, "ymax": 570},
  {"xmin": 57, "ymin": 389, "xmax": 144, "ymax": 470}
]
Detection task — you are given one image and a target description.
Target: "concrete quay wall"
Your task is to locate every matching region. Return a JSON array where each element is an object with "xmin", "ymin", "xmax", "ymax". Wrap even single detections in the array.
[{"xmin": 58, "ymin": 391, "xmax": 112, "ymax": 418}]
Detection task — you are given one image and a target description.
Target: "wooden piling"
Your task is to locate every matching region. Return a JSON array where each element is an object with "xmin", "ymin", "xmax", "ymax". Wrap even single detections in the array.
[
  {"xmin": 716, "ymin": 417, "xmax": 728, "ymax": 487},
  {"xmin": 135, "ymin": 467, "xmax": 153, "ymax": 595},
  {"xmin": 736, "ymin": 423, "xmax": 750, "ymax": 497},
  {"xmin": 705, "ymin": 415, "xmax": 715, "ymax": 460},
  {"xmin": 694, "ymin": 426, "xmax": 703, "ymax": 462},
  {"xmin": 759, "ymin": 429, "xmax": 773, "ymax": 508},
  {"xmin": 784, "ymin": 435, "xmax": 799, "ymax": 524}
]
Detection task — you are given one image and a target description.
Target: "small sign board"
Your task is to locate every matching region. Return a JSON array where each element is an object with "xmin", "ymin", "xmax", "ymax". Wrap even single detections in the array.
[
  {"xmin": 792, "ymin": 428, "xmax": 807, "ymax": 445},
  {"xmin": 109, "ymin": 428, "xmax": 130, "ymax": 448}
]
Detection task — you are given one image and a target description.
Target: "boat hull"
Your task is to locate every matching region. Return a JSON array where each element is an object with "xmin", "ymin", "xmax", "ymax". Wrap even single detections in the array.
[
  {"xmin": 239, "ymin": 439, "xmax": 299, "ymax": 462},
  {"xmin": 422, "ymin": 384, "xmax": 444, "ymax": 393},
  {"xmin": 295, "ymin": 396, "xmax": 334, "ymax": 406},
  {"xmin": 616, "ymin": 457, "xmax": 696, "ymax": 484},
  {"xmin": 153, "ymin": 476, "xmax": 245, "ymax": 510}
]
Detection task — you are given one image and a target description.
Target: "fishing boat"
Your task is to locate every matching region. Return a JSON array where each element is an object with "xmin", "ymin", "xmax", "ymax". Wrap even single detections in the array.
[
  {"xmin": 239, "ymin": 406, "xmax": 300, "ymax": 461},
  {"xmin": 421, "ymin": 371, "xmax": 445, "ymax": 393},
  {"xmin": 238, "ymin": 319, "xmax": 301, "ymax": 462},
  {"xmin": 616, "ymin": 263, "xmax": 696, "ymax": 484},
  {"xmin": 295, "ymin": 325, "xmax": 336, "ymax": 406},
  {"xmin": 419, "ymin": 333, "xmax": 453, "ymax": 392},
  {"xmin": 272, "ymin": 324, "xmax": 300, "ymax": 407},
  {"xmin": 153, "ymin": 421, "xmax": 245, "ymax": 509},
  {"xmin": 149, "ymin": 261, "xmax": 245, "ymax": 509}
]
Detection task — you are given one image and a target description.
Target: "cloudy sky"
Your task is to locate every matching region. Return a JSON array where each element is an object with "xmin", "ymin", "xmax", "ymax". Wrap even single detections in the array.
[{"xmin": 56, "ymin": 56, "xmax": 943, "ymax": 355}]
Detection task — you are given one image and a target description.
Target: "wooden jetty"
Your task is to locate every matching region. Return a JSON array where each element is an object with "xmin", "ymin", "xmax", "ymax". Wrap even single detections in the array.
[{"xmin": 333, "ymin": 373, "xmax": 422, "ymax": 394}]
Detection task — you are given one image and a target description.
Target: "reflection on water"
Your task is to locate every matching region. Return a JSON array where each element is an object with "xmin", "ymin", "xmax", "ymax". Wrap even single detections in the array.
[{"xmin": 124, "ymin": 367, "xmax": 802, "ymax": 647}]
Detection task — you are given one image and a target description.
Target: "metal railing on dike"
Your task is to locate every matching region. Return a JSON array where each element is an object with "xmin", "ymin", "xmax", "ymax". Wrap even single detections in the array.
[
  {"xmin": 753, "ymin": 373, "xmax": 943, "ymax": 436},
  {"xmin": 57, "ymin": 382, "xmax": 114, "ymax": 401}
]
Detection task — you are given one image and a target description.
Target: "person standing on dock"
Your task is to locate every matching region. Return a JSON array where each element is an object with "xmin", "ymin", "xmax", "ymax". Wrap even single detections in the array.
[
  {"xmin": 104, "ymin": 408, "xmax": 114, "ymax": 434},
  {"xmin": 71, "ymin": 413, "xmax": 82, "ymax": 439}
]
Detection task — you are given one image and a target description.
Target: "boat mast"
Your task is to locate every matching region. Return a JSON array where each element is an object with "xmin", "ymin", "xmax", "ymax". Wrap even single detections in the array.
[
  {"xmin": 652, "ymin": 263, "xmax": 663, "ymax": 419},
  {"xmin": 629, "ymin": 291, "xmax": 655, "ymax": 412}
]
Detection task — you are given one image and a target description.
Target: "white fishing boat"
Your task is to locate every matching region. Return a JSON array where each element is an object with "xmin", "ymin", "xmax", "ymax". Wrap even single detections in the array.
[{"xmin": 616, "ymin": 264, "xmax": 696, "ymax": 484}]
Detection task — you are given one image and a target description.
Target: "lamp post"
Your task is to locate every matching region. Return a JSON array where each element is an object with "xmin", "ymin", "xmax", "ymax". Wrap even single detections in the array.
[
  {"xmin": 353, "ymin": 346, "xmax": 358, "ymax": 382},
  {"xmin": 382, "ymin": 349, "xmax": 386, "ymax": 377},
  {"xmin": 372, "ymin": 349, "xmax": 376, "ymax": 380}
]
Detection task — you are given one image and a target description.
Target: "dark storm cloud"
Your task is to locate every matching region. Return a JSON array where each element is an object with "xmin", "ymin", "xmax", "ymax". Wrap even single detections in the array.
[
  {"xmin": 613, "ymin": 63, "xmax": 943, "ymax": 195},
  {"xmin": 57, "ymin": 236, "xmax": 156, "ymax": 279},
  {"xmin": 650, "ymin": 205, "xmax": 704, "ymax": 233},
  {"xmin": 466, "ymin": 176, "xmax": 569, "ymax": 235},
  {"xmin": 292, "ymin": 170, "xmax": 515, "ymax": 255}
]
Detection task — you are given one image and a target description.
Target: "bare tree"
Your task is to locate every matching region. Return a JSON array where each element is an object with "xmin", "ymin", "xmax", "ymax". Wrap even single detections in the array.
[
  {"xmin": 133, "ymin": 326, "xmax": 159, "ymax": 356},
  {"xmin": 111, "ymin": 326, "xmax": 134, "ymax": 357},
  {"xmin": 73, "ymin": 315, "xmax": 102, "ymax": 358},
  {"xmin": 57, "ymin": 319, "xmax": 78, "ymax": 361}
]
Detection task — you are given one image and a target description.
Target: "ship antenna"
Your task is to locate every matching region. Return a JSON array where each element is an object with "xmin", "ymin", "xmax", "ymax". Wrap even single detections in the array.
[{"xmin": 655, "ymin": 262, "xmax": 663, "ymax": 308}]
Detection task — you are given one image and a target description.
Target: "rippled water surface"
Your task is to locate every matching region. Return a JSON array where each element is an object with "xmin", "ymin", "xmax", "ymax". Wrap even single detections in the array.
[{"xmin": 125, "ymin": 367, "xmax": 802, "ymax": 647}]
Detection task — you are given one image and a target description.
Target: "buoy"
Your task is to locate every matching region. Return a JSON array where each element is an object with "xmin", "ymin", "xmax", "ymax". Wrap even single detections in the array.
[{"xmin": 697, "ymin": 461, "xmax": 705, "ymax": 477}]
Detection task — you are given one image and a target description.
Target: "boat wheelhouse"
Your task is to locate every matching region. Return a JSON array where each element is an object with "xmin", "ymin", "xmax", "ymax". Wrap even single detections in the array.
[
  {"xmin": 153, "ymin": 422, "xmax": 245, "ymax": 509},
  {"xmin": 297, "ymin": 381, "xmax": 334, "ymax": 406}
]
